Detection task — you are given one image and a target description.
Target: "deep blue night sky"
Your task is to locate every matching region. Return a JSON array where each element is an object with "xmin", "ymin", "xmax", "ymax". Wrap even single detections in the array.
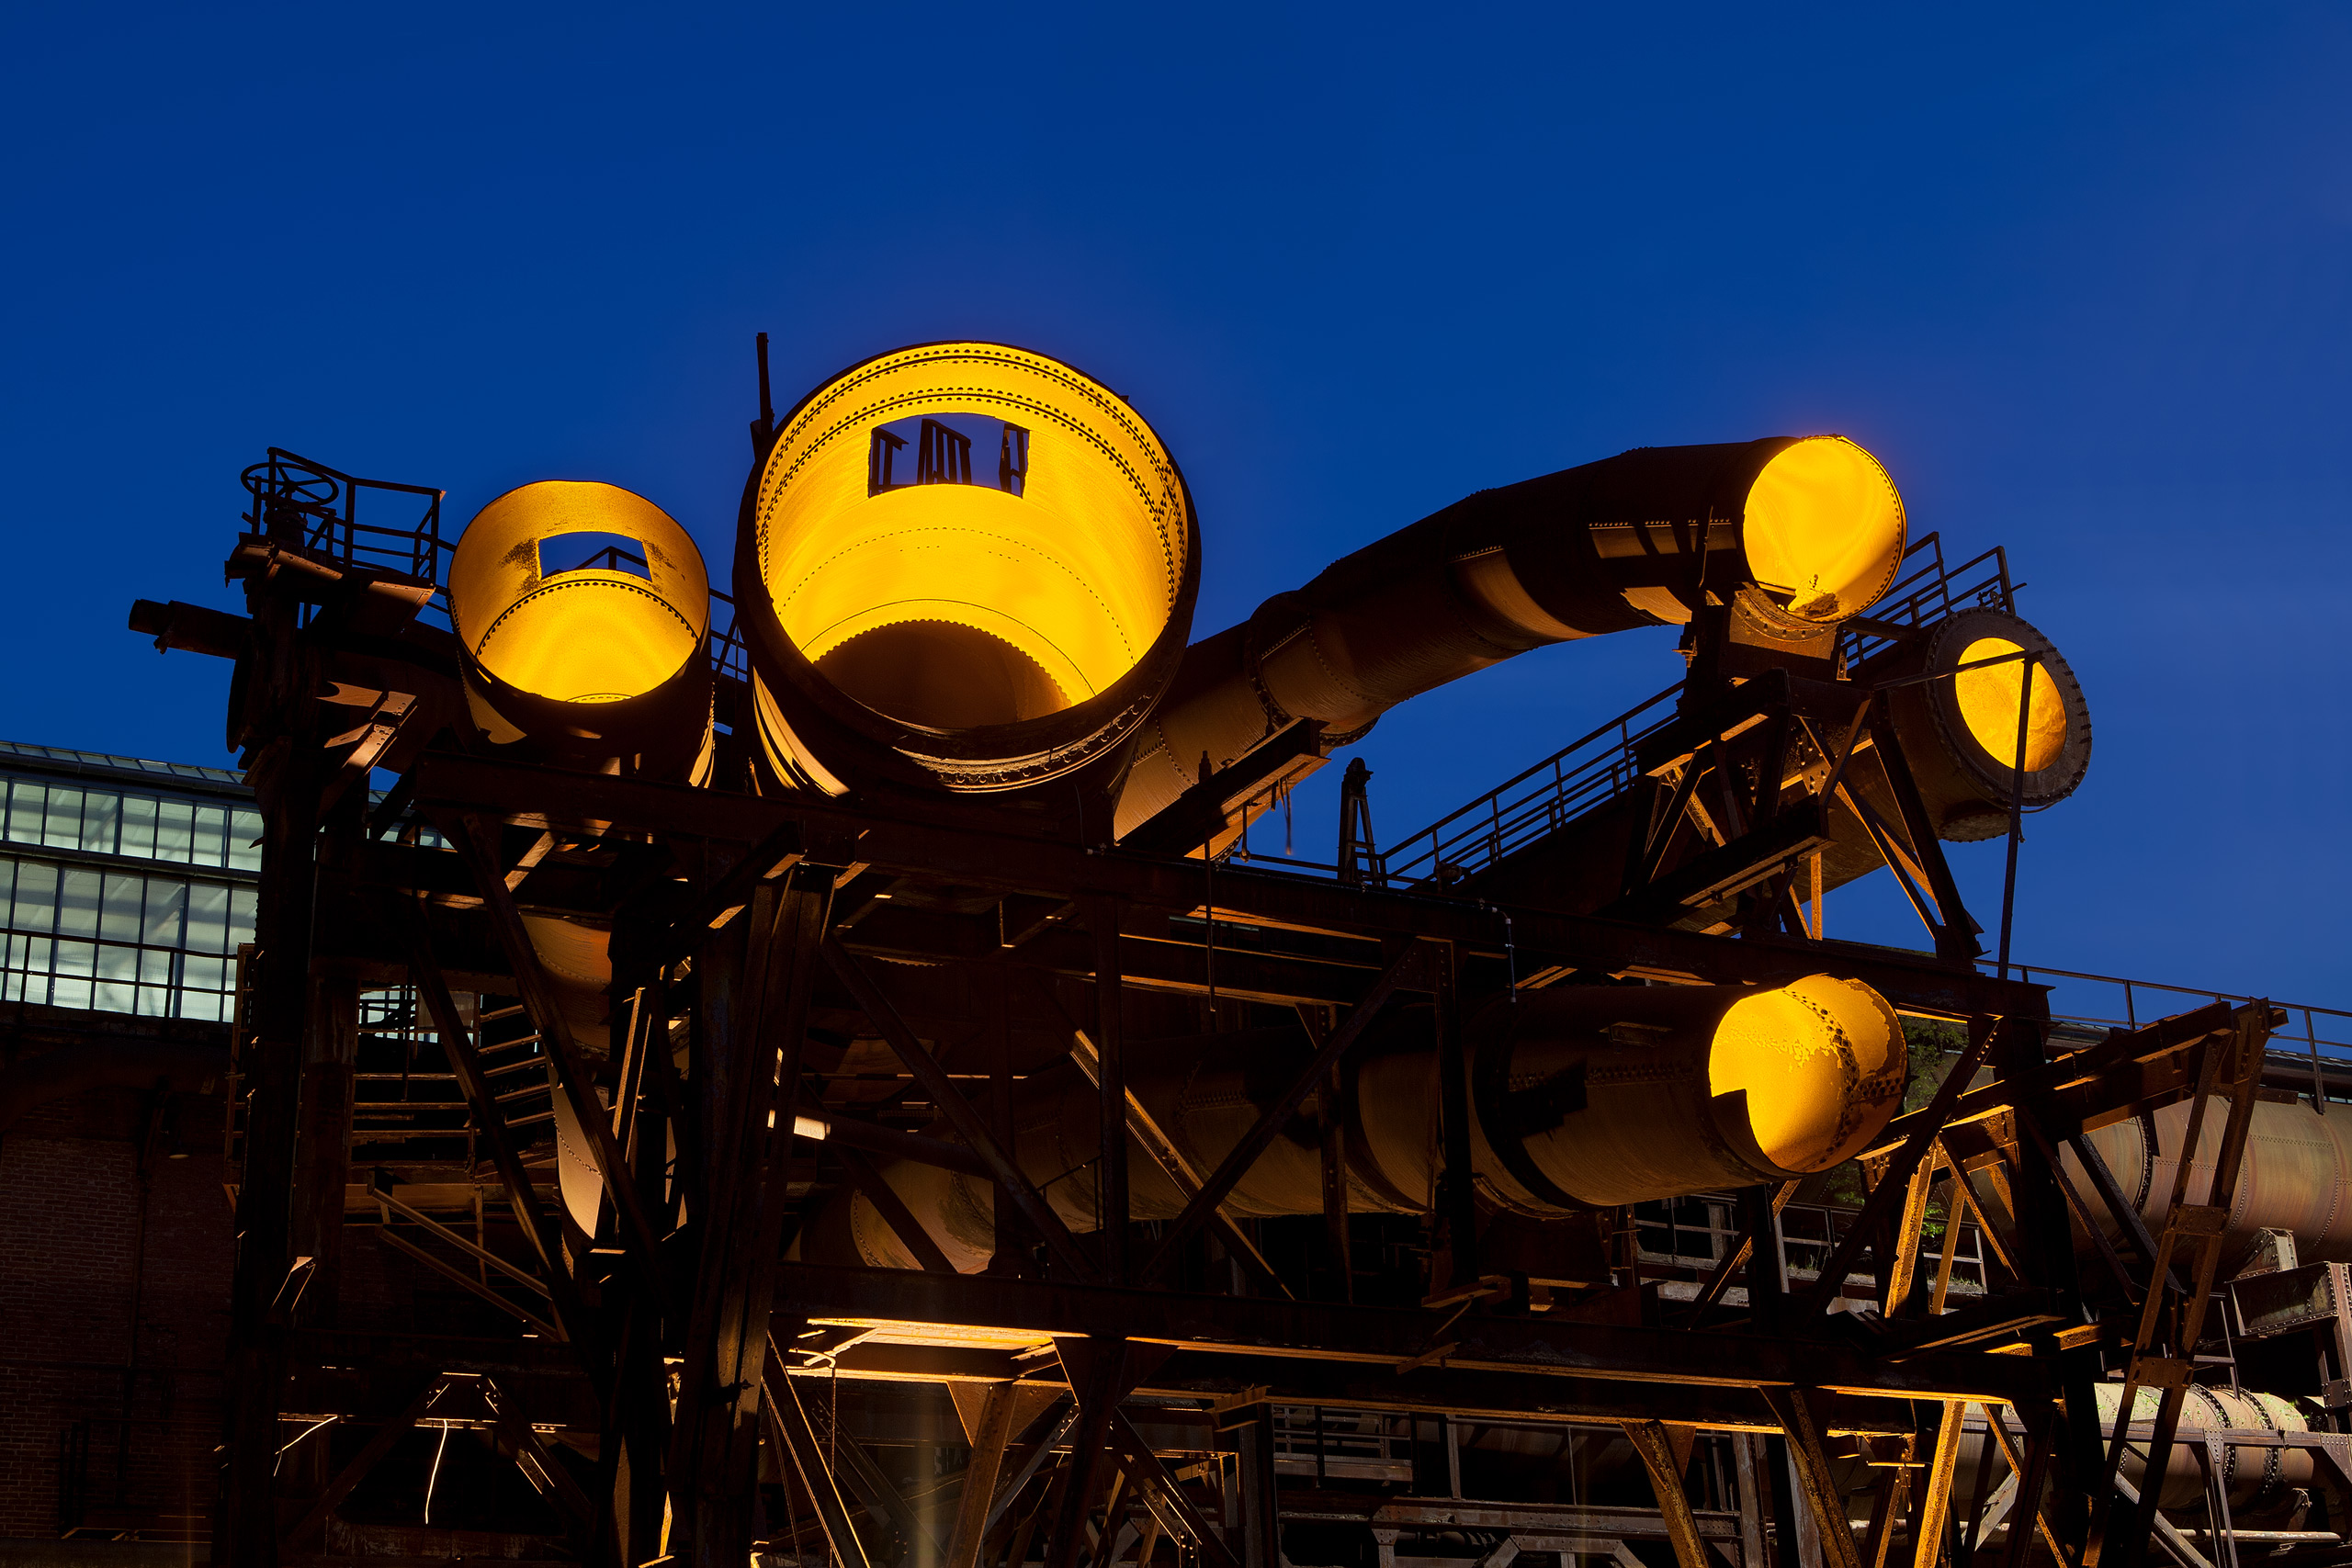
[{"xmin": 4, "ymin": 5, "xmax": 2345, "ymax": 1019}]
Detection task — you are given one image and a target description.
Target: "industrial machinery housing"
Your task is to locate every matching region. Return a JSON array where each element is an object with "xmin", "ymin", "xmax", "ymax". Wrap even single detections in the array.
[{"xmin": 41, "ymin": 335, "xmax": 2346, "ymax": 1568}]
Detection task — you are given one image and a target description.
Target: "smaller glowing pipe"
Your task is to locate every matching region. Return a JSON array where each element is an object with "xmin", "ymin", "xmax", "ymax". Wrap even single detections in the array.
[
  {"xmin": 808, "ymin": 974, "xmax": 1905, "ymax": 1271},
  {"xmin": 1452, "ymin": 973, "xmax": 1907, "ymax": 1209},
  {"xmin": 448, "ymin": 480, "xmax": 713, "ymax": 780},
  {"xmin": 1875, "ymin": 606, "xmax": 2092, "ymax": 840}
]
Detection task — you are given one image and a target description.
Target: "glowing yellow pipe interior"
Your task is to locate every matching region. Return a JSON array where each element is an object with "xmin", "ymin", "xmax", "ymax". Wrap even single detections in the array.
[
  {"xmin": 450, "ymin": 481, "xmax": 709, "ymax": 705},
  {"xmin": 1954, "ymin": 636, "xmax": 2067, "ymax": 772},
  {"xmin": 755, "ymin": 344, "xmax": 1189, "ymax": 731},
  {"xmin": 1707, "ymin": 975, "xmax": 1901, "ymax": 1172},
  {"xmin": 1741, "ymin": 435, "xmax": 1907, "ymax": 622}
]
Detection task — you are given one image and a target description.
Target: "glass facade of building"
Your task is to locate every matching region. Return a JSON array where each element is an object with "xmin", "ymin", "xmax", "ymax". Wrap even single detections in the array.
[{"xmin": 0, "ymin": 740, "xmax": 261, "ymax": 1021}]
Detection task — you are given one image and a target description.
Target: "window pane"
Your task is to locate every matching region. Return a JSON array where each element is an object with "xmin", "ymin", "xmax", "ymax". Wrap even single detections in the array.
[
  {"xmin": 56, "ymin": 870, "xmax": 101, "ymax": 941},
  {"xmin": 52, "ymin": 974, "xmax": 92, "ymax": 1010},
  {"xmin": 154, "ymin": 799, "xmax": 194, "ymax": 863},
  {"xmin": 190, "ymin": 806, "xmax": 228, "ymax": 869},
  {"xmin": 228, "ymin": 886, "xmax": 257, "ymax": 945},
  {"xmin": 187, "ymin": 883, "xmax": 229, "ymax": 955},
  {"xmin": 96, "ymin": 942, "xmax": 136, "ymax": 980},
  {"xmin": 142, "ymin": 879, "xmax": 187, "ymax": 948},
  {"xmin": 52, "ymin": 938, "xmax": 94, "ymax": 977},
  {"xmin": 119, "ymin": 795, "xmax": 158, "ymax": 861},
  {"xmin": 135, "ymin": 984, "xmax": 170, "ymax": 1018},
  {"xmin": 12, "ymin": 862, "xmax": 58, "ymax": 934},
  {"xmin": 177, "ymin": 988, "xmax": 223, "ymax": 1023},
  {"xmin": 99, "ymin": 874, "xmax": 143, "ymax": 943},
  {"xmin": 0, "ymin": 860, "xmax": 14, "ymax": 918},
  {"xmin": 6, "ymin": 780, "xmax": 43, "ymax": 844},
  {"xmin": 183, "ymin": 952, "xmax": 226, "ymax": 998},
  {"xmin": 229, "ymin": 808, "xmax": 262, "ymax": 871},
  {"xmin": 139, "ymin": 945, "xmax": 175, "ymax": 986},
  {"xmin": 44, "ymin": 788, "xmax": 85, "ymax": 850},
  {"xmin": 80, "ymin": 790, "xmax": 121, "ymax": 855}
]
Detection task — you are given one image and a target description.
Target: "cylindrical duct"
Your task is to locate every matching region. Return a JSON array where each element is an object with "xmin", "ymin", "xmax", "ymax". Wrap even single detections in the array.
[
  {"xmin": 809, "ymin": 975, "xmax": 1905, "ymax": 1272},
  {"xmin": 1831, "ymin": 1385, "xmax": 2312, "ymax": 1527},
  {"xmin": 447, "ymin": 480, "xmax": 714, "ymax": 781},
  {"xmin": 1871, "ymin": 606, "xmax": 2093, "ymax": 841},
  {"xmin": 1454, "ymin": 975, "xmax": 1905, "ymax": 1210},
  {"xmin": 1116, "ymin": 434, "xmax": 1906, "ymax": 839},
  {"xmin": 2093, "ymin": 1384, "xmax": 2312, "ymax": 1514},
  {"xmin": 732, "ymin": 342, "xmax": 1199, "ymax": 803},
  {"xmin": 2067, "ymin": 1096, "xmax": 2352, "ymax": 1266},
  {"xmin": 519, "ymin": 913, "xmax": 620, "ymax": 1242}
]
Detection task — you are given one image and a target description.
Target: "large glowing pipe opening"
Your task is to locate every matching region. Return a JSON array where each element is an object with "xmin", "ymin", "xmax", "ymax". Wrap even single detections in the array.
[
  {"xmin": 449, "ymin": 481, "xmax": 711, "ymax": 764},
  {"xmin": 1740, "ymin": 435, "xmax": 1907, "ymax": 625},
  {"xmin": 741, "ymin": 344, "xmax": 1195, "ymax": 794}
]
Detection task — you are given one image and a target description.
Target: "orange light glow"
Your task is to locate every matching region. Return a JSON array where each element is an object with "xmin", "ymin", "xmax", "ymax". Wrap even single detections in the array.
[
  {"xmin": 1707, "ymin": 975, "xmax": 1902, "ymax": 1173},
  {"xmin": 1741, "ymin": 436, "xmax": 1906, "ymax": 622},
  {"xmin": 450, "ymin": 481, "xmax": 709, "ymax": 706},
  {"xmin": 1954, "ymin": 636, "xmax": 2067, "ymax": 772},
  {"xmin": 752, "ymin": 344, "xmax": 1189, "ymax": 731}
]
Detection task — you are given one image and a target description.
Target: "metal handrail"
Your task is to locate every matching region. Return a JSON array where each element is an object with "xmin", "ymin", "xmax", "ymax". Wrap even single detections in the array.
[
  {"xmin": 1365, "ymin": 532, "xmax": 2019, "ymax": 892},
  {"xmin": 1373, "ymin": 684, "xmax": 1681, "ymax": 889}
]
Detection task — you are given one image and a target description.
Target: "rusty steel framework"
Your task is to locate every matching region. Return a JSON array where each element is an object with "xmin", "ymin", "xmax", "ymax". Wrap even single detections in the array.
[{"xmin": 122, "ymin": 374, "xmax": 2351, "ymax": 1568}]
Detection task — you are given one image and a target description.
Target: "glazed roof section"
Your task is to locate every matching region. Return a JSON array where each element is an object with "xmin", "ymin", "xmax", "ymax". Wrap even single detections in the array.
[{"xmin": 0, "ymin": 739, "xmax": 248, "ymax": 792}]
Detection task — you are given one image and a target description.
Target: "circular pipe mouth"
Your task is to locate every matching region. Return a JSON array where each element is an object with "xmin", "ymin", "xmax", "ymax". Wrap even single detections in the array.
[
  {"xmin": 1953, "ymin": 636, "xmax": 2067, "ymax": 771},
  {"xmin": 450, "ymin": 481, "xmax": 711, "ymax": 737},
  {"xmin": 1706, "ymin": 974, "xmax": 1905, "ymax": 1176},
  {"xmin": 1739, "ymin": 435, "xmax": 1907, "ymax": 626},
  {"xmin": 739, "ymin": 341, "xmax": 1198, "ymax": 791},
  {"xmin": 1917, "ymin": 607, "xmax": 2093, "ymax": 812}
]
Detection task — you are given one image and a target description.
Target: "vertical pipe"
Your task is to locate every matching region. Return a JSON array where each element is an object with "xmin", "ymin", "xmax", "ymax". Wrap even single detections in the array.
[
  {"xmin": 1319, "ymin": 1056, "xmax": 1351, "ymax": 1303},
  {"xmin": 1092, "ymin": 897, "xmax": 1128, "ymax": 1283},
  {"xmin": 1996, "ymin": 653, "xmax": 2036, "ymax": 979},
  {"xmin": 217, "ymin": 481, "xmax": 327, "ymax": 1568},
  {"xmin": 989, "ymin": 970, "xmax": 1018, "ymax": 1270},
  {"xmin": 1432, "ymin": 942, "xmax": 1479, "ymax": 1285},
  {"xmin": 755, "ymin": 332, "xmax": 774, "ymax": 434}
]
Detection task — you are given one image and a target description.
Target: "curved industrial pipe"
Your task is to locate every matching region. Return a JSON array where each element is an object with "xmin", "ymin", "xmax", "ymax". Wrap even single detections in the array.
[
  {"xmin": 807, "ymin": 974, "xmax": 1905, "ymax": 1273},
  {"xmin": 1115, "ymin": 434, "xmax": 1908, "ymax": 839},
  {"xmin": 732, "ymin": 342, "xmax": 1199, "ymax": 807},
  {"xmin": 448, "ymin": 480, "xmax": 715, "ymax": 782}
]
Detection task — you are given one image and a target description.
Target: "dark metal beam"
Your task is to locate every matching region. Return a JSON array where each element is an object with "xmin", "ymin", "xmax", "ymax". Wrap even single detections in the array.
[
  {"xmin": 443, "ymin": 812, "xmax": 665, "ymax": 1274},
  {"xmin": 768, "ymin": 1263, "xmax": 2050, "ymax": 1405},
  {"xmin": 408, "ymin": 753, "xmax": 2046, "ymax": 1018},
  {"xmin": 823, "ymin": 937, "xmax": 1098, "ymax": 1280},
  {"xmin": 400, "ymin": 903, "xmax": 599, "ymax": 1351},
  {"xmin": 1141, "ymin": 942, "xmax": 1430, "ymax": 1283}
]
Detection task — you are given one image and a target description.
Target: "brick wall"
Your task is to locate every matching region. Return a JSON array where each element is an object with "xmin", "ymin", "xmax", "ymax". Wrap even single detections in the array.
[{"xmin": 0, "ymin": 1080, "xmax": 232, "ymax": 1542}]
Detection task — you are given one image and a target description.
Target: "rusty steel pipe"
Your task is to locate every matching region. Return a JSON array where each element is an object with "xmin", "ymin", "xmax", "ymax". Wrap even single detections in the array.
[
  {"xmin": 803, "ymin": 974, "xmax": 1905, "ymax": 1273},
  {"xmin": 2067, "ymin": 1096, "xmax": 2352, "ymax": 1266},
  {"xmin": 1115, "ymin": 435, "xmax": 1907, "ymax": 840}
]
